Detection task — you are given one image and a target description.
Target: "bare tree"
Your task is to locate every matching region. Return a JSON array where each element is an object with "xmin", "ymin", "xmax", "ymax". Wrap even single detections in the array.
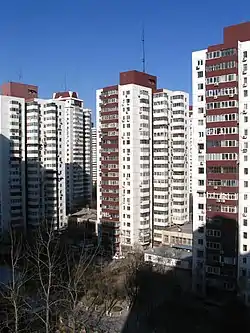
[
  {"xmin": 0, "ymin": 229, "xmax": 30, "ymax": 333},
  {"xmin": 123, "ymin": 248, "xmax": 144, "ymax": 308},
  {"xmin": 58, "ymin": 246, "xmax": 100, "ymax": 332},
  {"xmin": 26, "ymin": 222, "xmax": 65, "ymax": 333}
]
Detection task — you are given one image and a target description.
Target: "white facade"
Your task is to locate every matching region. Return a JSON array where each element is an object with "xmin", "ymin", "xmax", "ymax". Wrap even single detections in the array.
[
  {"xmin": 0, "ymin": 96, "xmax": 25, "ymax": 236},
  {"xmin": 118, "ymin": 84, "xmax": 152, "ymax": 248},
  {"xmin": 91, "ymin": 127, "xmax": 97, "ymax": 185},
  {"xmin": 97, "ymin": 81, "xmax": 190, "ymax": 250},
  {"xmin": 25, "ymin": 98, "xmax": 67, "ymax": 229},
  {"xmin": 53, "ymin": 92, "xmax": 92, "ymax": 213},
  {"xmin": 237, "ymin": 41, "xmax": 250, "ymax": 303},
  {"xmin": 153, "ymin": 90, "xmax": 190, "ymax": 244},
  {"xmin": 83, "ymin": 108, "xmax": 92, "ymax": 204},
  {"xmin": 0, "ymin": 96, "xmax": 68, "ymax": 236},
  {"xmin": 191, "ymin": 49, "xmax": 207, "ymax": 292}
]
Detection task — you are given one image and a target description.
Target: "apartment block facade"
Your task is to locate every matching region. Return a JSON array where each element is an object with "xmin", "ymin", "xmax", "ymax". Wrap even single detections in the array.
[
  {"xmin": 96, "ymin": 70, "xmax": 190, "ymax": 254},
  {"xmin": 153, "ymin": 89, "xmax": 189, "ymax": 245},
  {"xmin": 0, "ymin": 84, "xmax": 92, "ymax": 237},
  {"xmin": 53, "ymin": 92, "xmax": 92, "ymax": 213},
  {"xmin": 192, "ymin": 22, "xmax": 250, "ymax": 304},
  {"xmin": 91, "ymin": 126, "xmax": 97, "ymax": 185}
]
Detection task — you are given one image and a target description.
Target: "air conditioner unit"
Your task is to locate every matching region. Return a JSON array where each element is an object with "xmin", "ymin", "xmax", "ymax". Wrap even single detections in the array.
[
  {"xmin": 214, "ymin": 186, "xmax": 218, "ymax": 189},
  {"xmin": 243, "ymin": 110, "xmax": 247, "ymax": 114},
  {"xmin": 243, "ymin": 135, "xmax": 247, "ymax": 139},
  {"xmin": 196, "ymin": 66, "xmax": 200, "ymax": 70},
  {"xmin": 214, "ymin": 95, "xmax": 218, "ymax": 99},
  {"xmin": 229, "ymin": 94, "xmax": 234, "ymax": 98},
  {"xmin": 243, "ymin": 57, "xmax": 247, "ymax": 62},
  {"xmin": 214, "ymin": 82, "xmax": 219, "ymax": 86},
  {"xmin": 243, "ymin": 71, "xmax": 247, "ymax": 75},
  {"xmin": 200, "ymin": 162, "xmax": 204, "ymax": 166},
  {"xmin": 243, "ymin": 213, "xmax": 247, "ymax": 217},
  {"xmin": 243, "ymin": 83, "xmax": 247, "ymax": 88},
  {"xmin": 242, "ymin": 149, "xmax": 247, "ymax": 153},
  {"xmin": 216, "ymin": 199, "xmax": 221, "ymax": 202}
]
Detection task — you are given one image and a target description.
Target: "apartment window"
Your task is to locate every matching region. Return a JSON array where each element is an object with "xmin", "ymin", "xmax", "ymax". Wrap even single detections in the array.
[
  {"xmin": 198, "ymin": 107, "xmax": 204, "ymax": 113},
  {"xmin": 244, "ymin": 194, "xmax": 248, "ymax": 200},
  {"xmin": 198, "ymin": 71, "xmax": 203, "ymax": 78},
  {"xmin": 198, "ymin": 239, "xmax": 203, "ymax": 245},
  {"xmin": 245, "ymin": 116, "xmax": 248, "ymax": 123},
  {"xmin": 244, "ymin": 207, "xmax": 248, "ymax": 213},
  {"xmin": 243, "ymin": 257, "xmax": 247, "ymax": 264},
  {"xmin": 244, "ymin": 181, "xmax": 248, "ymax": 187},
  {"xmin": 244, "ymin": 168, "xmax": 248, "ymax": 175},
  {"xmin": 199, "ymin": 215, "xmax": 204, "ymax": 221},
  {"xmin": 243, "ymin": 51, "xmax": 248, "ymax": 58},
  {"xmin": 198, "ymin": 120, "xmax": 204, "ymax": 125},
  {"xmin": 244, "ymin": 129, "xmax": 248, "ymax": 135},
  {"xmin": 198, "ymin": 167, "xmax": 204, "ymax": 174},
  {"xmin": 244, "ymin": 155, "xmax": 248, "ymax": 162},
  {"xmin": 243, "ymin": 219, "xmax": 248, "ymax": 226},
  {"xmin": 198, "ymin": 180, "xmax": 205, "ymax": 186},
  {"xmin": 244, "ymin": 90, "xmax": 248, "ymax": 97},
  {"xmin": 198, "ymin": 203, "xmax": 204, "ymax": 209},
  {"xmin": 198, "ymin": 83, "xmax": 204, "ymax": 90},
  {"xmin": 243, "ymin": 232, "xmax": 247, "ymax": 239},
  {"xmin": 243, "ymin": 244, "xmax": 248, "ymax": 251},
  {"xmin": 198, "ymin": 95, "xmax": 204, "ymax": 102}
]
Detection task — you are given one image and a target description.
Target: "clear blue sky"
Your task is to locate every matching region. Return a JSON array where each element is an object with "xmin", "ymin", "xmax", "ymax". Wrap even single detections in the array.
[{"xmin": 0, "ymin": 0, "xmax": 248, "ymax": 121}]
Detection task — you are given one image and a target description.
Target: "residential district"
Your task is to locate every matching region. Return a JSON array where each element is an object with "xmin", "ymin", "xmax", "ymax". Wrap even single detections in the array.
[{"xmin": 1, "ymin": 21, "xmax": 250, "ymax": 332}]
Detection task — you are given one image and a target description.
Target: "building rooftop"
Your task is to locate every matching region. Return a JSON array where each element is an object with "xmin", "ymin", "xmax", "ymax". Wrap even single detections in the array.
[
  {"xmin": 71, "ymin": 208, "xmax": 97, "ymax": 221},
  {"xmin": 165, "ymin": 222, "xmax": 192, "ymax": 234},
  {"xmin": 145, "ymin": 246, "xmax": 192, "ymax": 261}
]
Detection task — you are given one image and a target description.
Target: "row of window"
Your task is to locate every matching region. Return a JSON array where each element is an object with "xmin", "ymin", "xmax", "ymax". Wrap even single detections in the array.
[
  {"xmin": 206, "ymin": 48, "xmax": 236, "ymax": 60},
  {"xmin": 206, "ymin": 127, "xmax": 238, "ymax": 135},
  {"xmin": 207, "ymin": 205, "xmax": 237, "ymax": 213},
  {"xmin": 206, "ymin": 113, "xmax": 238, "ymax": 123},
  {"xmin": 207, "ymin": 192, "xmax": 238, "ymax": 200},
  {"xmin": 207, "ymin": 140, "xmax": 238, "ymax": 148},
  {"xmin": 207, "ymin": 179, "xmax": 238, "ymax": 187},
  {"xmin": 206, "ymin": 87, "xmax": 237, "ymax": 97},
  {"xmin": 206, "ymin": 61, "xmax": 236, "ymax": 72},
  {"xmin": 206, "ymin": 100, "xmax": 238, "ymax": 109},
  {"xmin": 206, "ymin": 74, "xmax": 237, "ymax": 84},
  {"xmin": 206, "ymin": 153, "xmax": 238, "ymax": 160}
]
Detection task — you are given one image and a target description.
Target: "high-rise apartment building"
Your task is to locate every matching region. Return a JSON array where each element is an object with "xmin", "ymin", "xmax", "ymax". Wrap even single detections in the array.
[
  {"xmin": 91, "ymin": 126, "xmax": 97, "ymax": 185},
  {"xmin": 0, "ymin": 96, "xmax": 26, "ymax": 235},
  {"xmin": 53, "ymin": 92, "xmax": 92, "ymax": 213},
  {"xmin": 153, "ymin": 89, "xmax": 189, "ymax": 245},
  {"xmin": 96, "ymin": 70, "xmax": 190, "ymax": 254},
  {"xmin": 192, "ymin": 22, "xmax": 250, "ymax": 304},
  {"xmin": 0, "ymin": 84, "xmax": 92, "ymax": 238}
]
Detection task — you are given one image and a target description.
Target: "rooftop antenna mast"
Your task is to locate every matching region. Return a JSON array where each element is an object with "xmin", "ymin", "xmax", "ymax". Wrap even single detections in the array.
[
  {"xmin": 64, "ymin": 73, "xmax": 67, "ymax": 91},
  {"xmin": 18, "ymin": 68, "xmax": 23, "ymax": 82},
  {"xmin": 142, "ymin": 25, "xmax": 146, "ymax": 73}
]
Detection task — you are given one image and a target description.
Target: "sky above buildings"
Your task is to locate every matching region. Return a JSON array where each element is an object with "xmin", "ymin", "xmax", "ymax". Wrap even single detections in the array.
[{"xmin": 0, "ymin": 0, "xmax": 248, "ymax": 119}]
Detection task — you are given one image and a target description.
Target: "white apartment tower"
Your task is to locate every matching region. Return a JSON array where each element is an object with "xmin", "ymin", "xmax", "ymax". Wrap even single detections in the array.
[
  {"xmin": 0, "ymin": 96, "xmax": 26, "ymax": 235},
  {"xmin": 97, "ymin": 70, "xmax": 190, "ymax": 253},
  {"xmin": 0, "ymin": 83, "xmax": 92, "ymax": 238},
  {"xmin": 91, "ymin": 126, "xmax": 97, "ymax": 185},
  {"xmin": 25, "ymin": 98, "xmax": 67, "ymax": 229},
  {"xmin": 53, "ymin": 92, "xmax": 92, "ymax": 213},
  {"xmin": 153, "ymin": 89, "xmax": 189, "ymax": 245},
  {"xmin": 192, "ymin": 22, "xmax": 250, "ymax": 305}
]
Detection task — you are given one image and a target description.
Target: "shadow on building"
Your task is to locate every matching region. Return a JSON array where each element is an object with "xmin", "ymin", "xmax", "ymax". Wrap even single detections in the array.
[{"xmin": 121, "ymin": 217, "xmax": 250, "ymax": 333}]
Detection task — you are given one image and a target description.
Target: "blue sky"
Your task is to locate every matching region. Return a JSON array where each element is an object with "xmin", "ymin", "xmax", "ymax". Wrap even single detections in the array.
[{"xmin": 0, "ymin": 0, "xmax": 248, "ymax": 120}]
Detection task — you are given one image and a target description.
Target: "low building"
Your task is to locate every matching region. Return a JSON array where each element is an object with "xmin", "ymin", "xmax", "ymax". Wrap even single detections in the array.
[
  {"xmin": 144, "ymin": 246, "xmax": 192, "ymax": 271},
  {"xmin": 162, "ymin": 223, "xmax": 193, "ymax": 247}
]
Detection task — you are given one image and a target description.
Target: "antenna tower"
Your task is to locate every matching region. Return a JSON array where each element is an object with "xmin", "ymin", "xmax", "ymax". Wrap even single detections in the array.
[{"xmin": 142, "ymin": 26, "xmax": 146, "ymax": 73}]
